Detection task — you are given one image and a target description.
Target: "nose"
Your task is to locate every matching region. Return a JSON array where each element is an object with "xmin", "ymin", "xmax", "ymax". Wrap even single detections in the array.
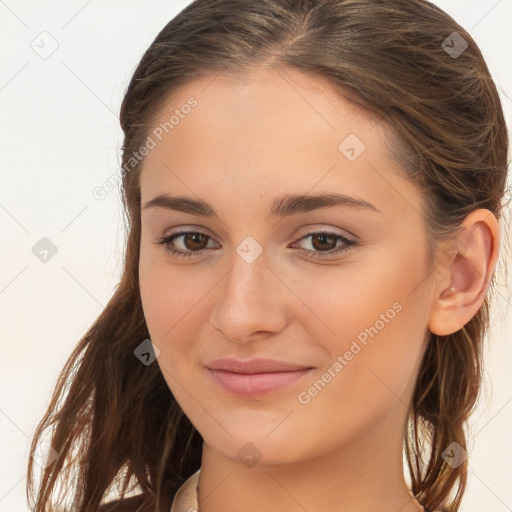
[{"xmin": 209, "ymin": 245, "xmax": 289, "ymax": 343}]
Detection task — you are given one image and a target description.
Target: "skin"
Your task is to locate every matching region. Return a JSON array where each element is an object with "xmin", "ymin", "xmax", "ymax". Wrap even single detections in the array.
[{"xmin": 138, "ymin": 65, "xmax": 499, "ymax": 512}]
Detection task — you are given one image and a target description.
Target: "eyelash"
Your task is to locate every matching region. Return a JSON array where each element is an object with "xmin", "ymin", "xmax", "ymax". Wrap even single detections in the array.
[{"xmin": 155, "ymin": 228, "xmax": 357, "ymax": 260}]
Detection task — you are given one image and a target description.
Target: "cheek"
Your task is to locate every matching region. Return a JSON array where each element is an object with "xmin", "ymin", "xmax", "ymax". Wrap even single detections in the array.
[
  {"xmin": 290, "ymin": 240, "xmax": 431, "ymax": 407},
  {"xmin": 289, "ymin": 292, "xmax": 428, "ymax": 455},
  {"xmin": 287, "ymin": 239, "xmax": 430, "ymax": 349},
  {"xmin": 139, "ymin": 244, "xmax": 204, "ymax": 337},
  {"xmin": 139, "ymin": 257, "xmax": 196, "ymax": 381},
  {"xmin": 138, "ymin": 250, "xmax": 223, "ymax": 398}
]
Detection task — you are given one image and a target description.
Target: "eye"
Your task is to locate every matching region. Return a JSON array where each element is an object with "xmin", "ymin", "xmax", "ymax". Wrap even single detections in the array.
[
  {"xmin": 155, "ymin": 228, "xmax": 218, "ymax": 258},
  {"xmin": 292, "ymin": 231, "xmax": 357, "ymax": 259},
  {"xmin": 154, "ymin": 229, "xmax": 357, "ymax": 260}
]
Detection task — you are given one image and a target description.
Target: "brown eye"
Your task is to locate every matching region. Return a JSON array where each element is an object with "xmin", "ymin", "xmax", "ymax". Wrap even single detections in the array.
[
  {"xmin": 182, "ymin": 233, "xmax": 209, "ymax": 251},
  {"xmin": 294, "ymin": 231, "xmax": 357, "ymax": 260},
  {"xmin": 310, "ymin": 233, "xmax": 338, "ymax": 251},
  {"xmin": 155, "ymin": 230, "xmax": 217, "ymax": 258}
]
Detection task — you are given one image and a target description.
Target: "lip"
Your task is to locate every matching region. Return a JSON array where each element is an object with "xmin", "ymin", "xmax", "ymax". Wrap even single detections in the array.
[
  {"xmin": 205, "ymin": 358, "xmax": 314, "ymax": 397},
  {"xmin": 205, "ymin": 358, "xmax": 313, "ymax": 374}
]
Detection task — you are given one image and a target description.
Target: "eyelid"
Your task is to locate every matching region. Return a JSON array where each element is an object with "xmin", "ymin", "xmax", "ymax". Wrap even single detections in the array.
[
  {"xmin": 294, "ymin": 225, "xmax": 357, "ymax": 243},
  {"xmin": 162, "ymin": 225, "xmax": 214, "ymax": 238}
]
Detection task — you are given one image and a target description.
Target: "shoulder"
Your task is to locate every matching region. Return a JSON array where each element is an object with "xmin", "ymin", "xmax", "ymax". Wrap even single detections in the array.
[{"xmin": 98, "ymin": 495, "xmax": 151, "ymax": 512}]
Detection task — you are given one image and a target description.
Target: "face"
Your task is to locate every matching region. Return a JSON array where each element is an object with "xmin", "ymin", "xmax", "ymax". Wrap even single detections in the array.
[{"xmin": 138, "ymin": 66, "xmax": 434, "ymax": 465}]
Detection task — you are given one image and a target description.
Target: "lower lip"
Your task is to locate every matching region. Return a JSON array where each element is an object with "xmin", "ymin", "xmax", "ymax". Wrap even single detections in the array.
[{"xmin": 207, "ymin": 368, "xmax": 313, "ymax": 397}]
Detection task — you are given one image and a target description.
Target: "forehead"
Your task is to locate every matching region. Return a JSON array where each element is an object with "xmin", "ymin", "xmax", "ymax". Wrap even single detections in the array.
[
  {"xmin": 145, "ymin": 65, "xmax": 378, "ymax": 146},
  {"xmin": 138, "ymin": 66, "xmax": 421, "ymax": 221}
]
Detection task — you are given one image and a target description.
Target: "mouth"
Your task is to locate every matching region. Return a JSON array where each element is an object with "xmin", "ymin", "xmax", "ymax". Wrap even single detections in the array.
[{"xmin": 206, "ymin": 367, "xmax": 314, "ymax": 398}]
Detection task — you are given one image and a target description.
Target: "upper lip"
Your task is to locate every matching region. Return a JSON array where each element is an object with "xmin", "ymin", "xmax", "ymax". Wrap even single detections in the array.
[{"xmin": 205, "ymin": 358, "xmax": 313, "ymax": 374}]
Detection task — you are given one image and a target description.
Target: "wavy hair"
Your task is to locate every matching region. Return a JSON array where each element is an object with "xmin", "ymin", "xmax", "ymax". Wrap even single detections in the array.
[{"xmin": 27, "ymin": 1, "xmax": 509, "ymax": 511}]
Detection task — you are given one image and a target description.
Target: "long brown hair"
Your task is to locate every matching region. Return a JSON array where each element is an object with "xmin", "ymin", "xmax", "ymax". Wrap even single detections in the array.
[{"xmin": 27, "ymin": 1, "xmax": 509, "ymax": 511}]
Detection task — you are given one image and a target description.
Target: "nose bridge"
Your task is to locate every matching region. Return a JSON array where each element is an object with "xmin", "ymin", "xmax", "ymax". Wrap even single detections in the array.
[{"xmin": 210, "ymin": 239, "xmax": 287, "ymax": 341}]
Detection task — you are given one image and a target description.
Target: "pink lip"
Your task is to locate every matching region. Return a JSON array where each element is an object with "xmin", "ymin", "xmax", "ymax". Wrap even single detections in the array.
[
  {"xmin": 205, "ymin": 358, "xmax": 314, "ymax": 397},
  {"xmin": 208, "ymin": 368, "xmax": 313, "ymax": 397}
]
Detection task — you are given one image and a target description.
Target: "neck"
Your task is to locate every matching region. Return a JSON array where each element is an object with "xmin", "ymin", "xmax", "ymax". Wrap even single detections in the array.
[{"xmin": 196, "ymin": 404, "xmax": 424, "ymax": 512}]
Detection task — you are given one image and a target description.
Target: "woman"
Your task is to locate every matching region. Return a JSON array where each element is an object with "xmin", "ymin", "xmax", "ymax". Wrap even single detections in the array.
[{"xmin": 27, "ymin": 1, "xmax": 509, "ymax": 511}]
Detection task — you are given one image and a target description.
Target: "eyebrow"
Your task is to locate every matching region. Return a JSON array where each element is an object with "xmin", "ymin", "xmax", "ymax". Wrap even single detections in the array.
[{"xmin": 142, "ymin": 192, "xmax": 381, "ymax": 218}]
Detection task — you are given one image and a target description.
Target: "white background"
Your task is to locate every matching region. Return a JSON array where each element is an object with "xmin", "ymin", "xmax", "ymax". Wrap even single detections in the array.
[{"xmin": 0, "ymin": 1, "xmax": 511, "ymax": 511}]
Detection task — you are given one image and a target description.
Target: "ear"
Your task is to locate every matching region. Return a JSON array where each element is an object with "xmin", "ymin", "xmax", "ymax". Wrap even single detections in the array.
[{"xmin": 428, "ymin": 209, "xmax": 500, "ymax": 336}]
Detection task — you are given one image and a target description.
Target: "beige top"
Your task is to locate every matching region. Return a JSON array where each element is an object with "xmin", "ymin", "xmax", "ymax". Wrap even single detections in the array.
[
  {"xmin": 169, "ymin": 469, "xmax": 441, "ymax": 512},
  {"xmin": 170, "ymin": 469, "xmax": 200, "ymax": 512}
]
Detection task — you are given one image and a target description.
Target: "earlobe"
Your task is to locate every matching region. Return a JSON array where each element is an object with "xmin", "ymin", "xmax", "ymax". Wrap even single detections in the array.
[{"xmin": 428, "ymin": 209, "xmax": 500, "ymax": 336}]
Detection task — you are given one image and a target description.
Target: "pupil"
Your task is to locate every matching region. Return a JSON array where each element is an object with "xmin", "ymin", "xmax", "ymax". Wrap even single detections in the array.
[
  {"xmin": 185, "ymin": 233, "xmax": 205, "ymax": 250},
  {"xmin": 313, "ymin": 234, "xmax": 335, "ymax": 251},
  {"xmin": 187, "ymin": 233, "xmax": 206, "ymax": 250}
]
